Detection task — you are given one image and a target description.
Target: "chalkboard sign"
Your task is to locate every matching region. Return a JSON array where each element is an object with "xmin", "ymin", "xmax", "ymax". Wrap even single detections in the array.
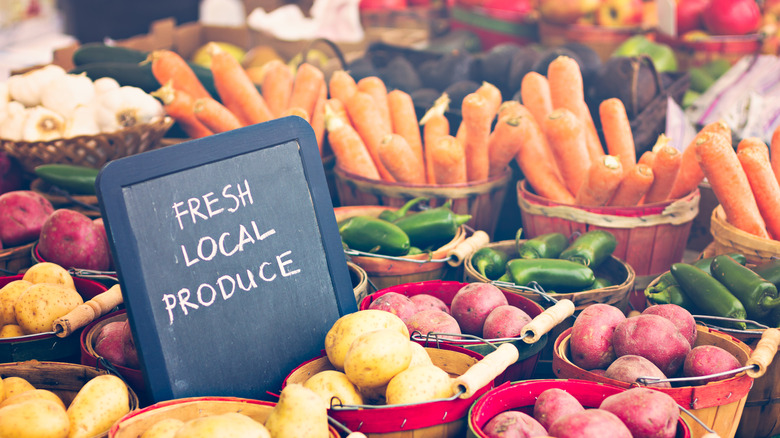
[{"xmin": 96, "ymin": 116, "xmax": 356, "ymax": 402}]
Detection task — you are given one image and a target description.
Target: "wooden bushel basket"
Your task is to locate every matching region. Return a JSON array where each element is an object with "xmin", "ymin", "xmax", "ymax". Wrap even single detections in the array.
[
  {"xmin": 730, "ymin": 329, "xmax": 780, "ymax": 438},
  {"xmin": 517, "ymin": 179, "xmax": 699, "ymax": 289},
  {"xmin": 334, "ymin": 166, "xmax": 512, "ymax": 239},
  {"xmin": 552, "ymin": 325, "xmax": 757, "ymax": 438},
  {"xmin": 468, "ymin": 379, "xmax": 691, "ymax": 437},
  {"xmin": 0, "ymin": 275, "xmax": 108, "ymax": 363},
  {"xmin": 0, "ymin": 242, "xmax": 34, "ymax": 275},
  {"xmin": 109, "ymin": 396, "xmax": 340, "ymax": 438},
  {"xmin": 334, "ymin": 205, "xmax": 467, "ymax": 291},
  {"xmin": 709, "ymin": 204, "xmax": 780, "ymax": 265},
  {"xmin": 0, "ymin": 360, "xmax": 140, "ymax": 438},
  {"xmin": 284, "ymin": 342, "xmax": 515, "ymax": 438},
  {"xmin": 358, "ymin": 280, "xmax": 556, "ymax": 384}
]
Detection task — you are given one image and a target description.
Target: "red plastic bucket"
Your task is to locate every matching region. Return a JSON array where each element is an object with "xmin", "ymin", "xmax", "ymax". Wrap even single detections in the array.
[
  {"xmin": 360, "ymin": 280, "xmax": 547, "ymax": 383},
  {"xmin": 468, "ymin": 379, "xmax": 691, "ymax": 437}
]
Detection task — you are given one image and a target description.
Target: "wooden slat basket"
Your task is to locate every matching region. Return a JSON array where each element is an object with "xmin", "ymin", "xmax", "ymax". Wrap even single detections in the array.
[{"xmin": 709, "ymin": 204, "xmax": 780, "ymax": 265}]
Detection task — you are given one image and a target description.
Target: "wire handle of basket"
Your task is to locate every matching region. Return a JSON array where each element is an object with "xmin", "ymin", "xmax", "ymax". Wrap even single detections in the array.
[
  {"xmin": 636, "ymin": 364, "xmax": 755, "ymax": 386},
  {"xmin": 677, "ymin": 404, "xmax": 720, "ymax": 437},
  {"xmin": 491, "ymin": 280, "xmax": 560, "ymax": 306},
  {"xmin": 692, "ymin": 314, "xmax": 768, "ymax": 333},
  {"xmin": 327, "ymin": 414, "xmax": 366, "ymax": 438},
  {"xmin": 68, "ymin": 267, "xmax": 119, "ymax": 282},
  {"xmin": 343, "ymin": 228, "xmax": 489, "ymax": 266}
]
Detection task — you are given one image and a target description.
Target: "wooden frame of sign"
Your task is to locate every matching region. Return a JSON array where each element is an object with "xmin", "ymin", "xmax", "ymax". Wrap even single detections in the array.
[{"xmin": 96, "ymin": 116, "xmax": 356, "ymax": 402}]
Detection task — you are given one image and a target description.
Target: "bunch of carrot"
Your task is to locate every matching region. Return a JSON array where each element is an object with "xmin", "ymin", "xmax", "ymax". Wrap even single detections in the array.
[{"xmin": 148, "ymin": 45, "xmax": 327, "ymax": 154}]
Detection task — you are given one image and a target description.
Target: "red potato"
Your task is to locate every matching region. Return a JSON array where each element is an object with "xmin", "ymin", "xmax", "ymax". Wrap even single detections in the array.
[
  {"xmin": 405, "ymin": 309, "xmax": 461, "ymax": 340},
  {"xmin": 483, "ymin": 410, "xmax": 547, "ymax": 438},
  {"xmin": 450, "ymin": 283, "xmax": 508, "ymax": 336},
  {"xmin": 683, "ymin": 345, "xmax": 741, "ymax": 385},
  {"xmin": 92, "ymin": 217, "xmax": 113, "ymax": 270},
  {"xmin": 642, "ymin": 304, "xmax": 697, "ymax": 348},
  {"xmin": 612, "ymin": 314, "xmax": 691, "ymax": 377},
  {"xmin": 600, "ymin": 387, "xmax": 679, "ymax": 438},
  {"xmin": 368, "ymin": 292, "xmax": 419, "ymax": 324},
  {"xmin": 482, "ymin": 305, "xmax": 532, "ymax": 339},
  {"xmin": 409, "ymin": 294, "xmax": 449, "ymax": 314},
  {"xmin": 533, "ymin": 388, "xmax": 585, "ymax": 430},
  {"xmin": 548, "ymin": 409, "xmax": 632, "ymax": 438},
  {"xmin": 94, "ymin": 321, "xmax": 127, "ymax": 367},
  {"xmin": 604, "ymin": 355, "xmax": 671, "ymax": 388},
  {"xmin": 122, "ymin": 319, "xmax": 140, "ymax": 369},
  {"xmin": 0, "ymin": 190, "xmax": 54, "ymax": 246},
  {"xmin": 569, "ymin": 303, "xmax": 626, "ymax": 370},
  {"xmin": 37, "ymin": 208, "xmax": 111, "ymax": 271}
]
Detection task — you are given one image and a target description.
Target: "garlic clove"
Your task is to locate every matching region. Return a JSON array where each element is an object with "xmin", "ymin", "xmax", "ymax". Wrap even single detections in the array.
[
  {"xmin": 0, "ymin": 101, "xmax": 29, "ymax": 141},
  {"xmin": 64, "ymin": 104, "xmax": 100, "ymax": 138},
  {"xmin": 22, "ymin": 105, "xmax": 66, "ymax": 142}
]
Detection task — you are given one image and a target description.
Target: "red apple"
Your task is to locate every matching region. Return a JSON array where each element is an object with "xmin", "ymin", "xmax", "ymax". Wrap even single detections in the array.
[
  {"xmin": 702, "ymin": 0, "xmax": 761, "ymax": 35},
  {"xmin": 676, "ymin": 0, "xmax": 710, "ymax": 34},
  {"xmin": 596, "ymin": 0, "xmax": 644, "ymax": 27},
  {"xmin": 538, "ymin": 0, "xmax": 600, "ymax": 25}
]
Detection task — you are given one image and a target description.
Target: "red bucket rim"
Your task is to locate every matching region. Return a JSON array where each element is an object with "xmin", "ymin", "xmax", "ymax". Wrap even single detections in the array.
[
  {"xmin": 468, "ymin": 379, "xmax": 691, "ymax": 438},
  {"xmin": 552, "ymin": 326, "xmax": 754, "ymax": 409}
]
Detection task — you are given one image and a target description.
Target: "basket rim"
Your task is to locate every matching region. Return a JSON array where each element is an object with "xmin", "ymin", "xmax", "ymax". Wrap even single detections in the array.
[
  {"xmin": 710, "ymin": 204, "xmax": 780, "ymax": 255},
  {"xmin": 335, "ymin": 164, "xmax": 512, "ymax": 193}
]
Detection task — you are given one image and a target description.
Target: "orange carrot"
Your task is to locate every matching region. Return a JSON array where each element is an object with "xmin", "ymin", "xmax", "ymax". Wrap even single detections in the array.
[
  {"xmin": 599, "ymin": 98, "xmax": 636, "ymax": 172},
  {"xmin": 289, "ymin": 63, "xmax": 325, "ymax": 122},
  {"xmin": 420, "ymin": 94, "xmax": 451, "ymax": 185},
  {"xmin": 738, "ymin": 138, "xmax": 780, "ymax": 239},
  {"xmin": 643, "ymin": 135, "xmax": 682, "ymax": 204},
  {"xmin": 638, "ymin": 150, "xmax": 655, "ymax": 167},
  {"xmin": 377, "ymin": 133, "xmax": 426, "ymax": 184},
  {"xmin": 429, "ymin": 135, "xmax": 467, "ymax": 184},
  {"xmin": 325, "ymin": 98, "xmax": 349, "ymax": 124},
  {"xmin": 324, "ymin": 105, "xmax": 380, "ymax": 180},
  {"xmin": 497, "ymin": 100, "xmax": 524, "ymax": 122},
  {"xmin": 696, "ymin": 132, "xmax": 770, "ymax": 238},
  {"xmin": 260, "ymin": 59, "xmax": 293, "ymax": 118},
  {"xmin": 357, "ymin": 76, "xmax": 392, "ymax": 132},
  {"xmin": 149, "ymin": 49, "xmax": 212, "ymax": 100},
  {"xmin": 476, "ymin": 81, "xmax": 502, "ymax": 121},
  {"xmin": 520, "ymin": 72, "xmax": 553, "ymax": 127},
  {"xmin": 192, "ymin": 97, "xmax": 242, "ymax": 134},
  {"xmin": 328, "ymin": 70, "xmax": 358, "ymax": 106},
  {"xmin": 282, "ymin": 106, "xmax": 309, "ymax": 120},
  {"xmin": 209, "ymin": 43, "xmax": 272, "ymax": 126},
  {"xmin": 772, "ymin": 123, "xmax": 780, "ymax": 184},
  {"xmin": 345, "ymin": 91, "xmax": 395, "ymax": 182},
  {"xmin": 543, "ymin": 108, "xmax": 590, "ymax": 195},
  {"xmin": 488, "ymin": 114, "xmax": 524, "ymax": 177},
  {"xmin": 608, "ymin": 163, "xmax": 655, "ymax": 206},
  {"xmin": 514, "ymin": 110, "xmax": 574, "ymax": 204},
  {"xmin": 387, "ymin": 89, "xmax": 424, "ymax": 167},
  {"xmin": 736, "ymin": 136, "xmax": 769, "ymax": 156},
  {"xmin": 151, "ymin": 81, "xmax": 213, "ymax": 139},
  {"xmin": 575, "ymin": 155, "xmax": 624, "ymax": 206},
  {"xmin": 547, "ymin": 55, "xmax": 604, "ymax": 162},
  {"xmin": 668, "ymin": 119, "xmax": 731, "ymax": 199},
  {"xmin": 461, "ymin": 92, "xmax": 493, "ymax": 182},
  {"xmin": 310, "ymin": 83, "xmax": 327, "ymax": 155}
]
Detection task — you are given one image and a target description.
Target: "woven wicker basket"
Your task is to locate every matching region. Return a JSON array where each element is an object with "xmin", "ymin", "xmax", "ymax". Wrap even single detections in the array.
[
  {"xmin": 710, "ymin": 204, "xmax": 780, "ymax": 265},
  {"xmin": 1, "ymin": 116, "xmax": 174, "ymax": 173}
]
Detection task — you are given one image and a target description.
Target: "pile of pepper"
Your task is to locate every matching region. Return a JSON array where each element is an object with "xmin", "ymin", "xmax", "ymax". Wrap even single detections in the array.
[
  {"xmin": 646, "ymin": 255, "xmax": 780, "ymax": 329},
  {"xmin": 338, "ymin": 197, "xmax": 471, "ymax": 257},
  {"xmin": 472, "ymin": 229, "xmax": 618, "ymax": 293}
]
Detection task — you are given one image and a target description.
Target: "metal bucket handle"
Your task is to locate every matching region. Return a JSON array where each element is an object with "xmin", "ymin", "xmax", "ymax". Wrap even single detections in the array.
[{"xmin": 678, "ymin": 404, "xmax": 720, "ymax": 438}]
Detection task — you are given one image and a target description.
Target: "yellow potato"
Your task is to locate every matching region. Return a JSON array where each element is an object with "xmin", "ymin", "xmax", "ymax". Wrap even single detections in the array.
[
  {"xmin": 0, "ymin": 398, "xmax": 69, "ymax": 438},
  {"xmin": 141, "ymin": 418, "xmax": 184, "ymax": 438},
  {"xmin": 325, "ymin": 309, "xmax": 410, "ymax": 371},
  {"xmin": 303, "ymin": 370, "xmax": 364, "ymax": 407},
  {"xmin": 67, "ymin": 374, "xmax": 130, "ymax": 438},
  {"xmin": 264, "ymin": 384, "xmax": 328, "ymax": 438},
  {"xmin": 15, "ymin": 283, "xmax": 84, "ymax": 334},
  {"xmin": 408, "ymin": 341, "xmax": 434, "ymax": 368},
  {"xmin": 0, "ymin": 279, "xmax": 32, "ymax": 325},
  {"xmin": 385, "ymin": 364, "xmax": 454, "ymax": 405},
  {"xmin": 174, "ymin": 413, "xmax": 270, "ymax": 438},
  {"xmin": 344, "ymin": 328, "xmax": 413, "ymax": 389},
  {"xmin": 22, "ymin": 262, "xmax": 75, "ymax": 290},
  {"xmin": 0, "ymin": 324, "xmax": 24, "ymax": 338},
  {"xmin": 0, "ymin": 388, "xmax": 66, "ymax": 410},
  {"xmin": 3, "ymin": 376, "xmax": 36, "ymax": 400}
]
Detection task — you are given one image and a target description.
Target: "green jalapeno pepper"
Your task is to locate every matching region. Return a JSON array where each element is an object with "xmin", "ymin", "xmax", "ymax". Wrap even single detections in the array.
[
  {"xmin": 517, "ymin": 232, "xmax": 568, "ymax": 259},
  {"xmin": 506, "ymin": 258, "xmax": 595, "ymax": 291},
  {"xmin": 559, "ymin": 230, "xmax": 617, "ymax": 268},
  {"xmin": 692, "ymin": 252, "xmax": 747, "ymax": 275},
  {"xmin": 339, "ymin": 215, "xmax": 411, "ymax": 256},
  {"xmin": 671, "ymin": 262, "xmax": 747, "ymax": 329},
  {"xmin": 393, "ymin": 200, "xmax": 471, "ymax": 250},
  {"xmin": 34, "ymin": 163, "xmax": 100, "ymax": 195},
  {"xmin": 644, "ymin": 271, "xmax": 697, "ymax": 310},
  {"xmin": 752, "ymin": 259, "xmax": 780, "ymax": 289},
  {"xmin": 378, "ymin": 197, "xmax": 428, "ymax": 222},
  {"xmin": 496, "ymin": 272, "xmax": 513, "ymax": 283},
  {"xmin": 710, "ymin": 254, "xmax": 780, "ymax": 322},
  {"xmin": 471, "ymin": 246, "xmax": 508, "ymax": 280}
]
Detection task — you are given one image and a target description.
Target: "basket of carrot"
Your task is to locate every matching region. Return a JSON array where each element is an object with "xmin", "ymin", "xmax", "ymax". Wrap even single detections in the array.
[
  {"xmin": 326, "ymin": 70, "xmax": 516, "ymax": 239},
  {"xmin": 506, "ymin": 55, "xmax": 703, "ymax": 291},
  {"xmin": 701, "ymin": 125, "xmax": 780, "ymax": 265}
]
